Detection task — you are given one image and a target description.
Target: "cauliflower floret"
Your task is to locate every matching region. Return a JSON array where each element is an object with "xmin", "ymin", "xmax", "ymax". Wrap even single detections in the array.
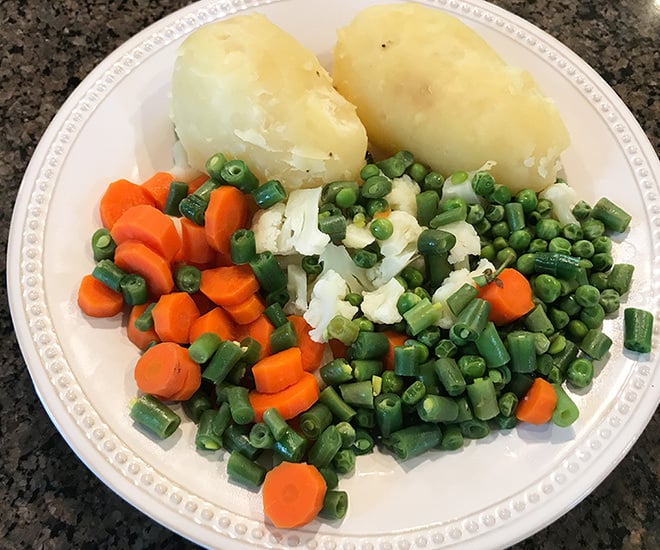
[
  {"xmin": 440, "ymin": 161, "xmax": 496, "ymax": 205},
  {"xmin": 432, "ymin": 258, "xmax": 495, "ymax": 328},
  {"xmin": 283, "ymin": 263, "xmax": 308, "ymax": 315},
  {"xmin": 320, "ymin": 242, "xmax": 372, "ymax": 293},
  {"xmin": 386, "ymin": 174, "xmax": 420, "ymax": 216},
  {"xmin": 251, "ymin": 202, "xmax": 291, "ymax": 254},
  {"xmin": 440, "ymin": 220, "xmax": 481, "ymax": 265},
  {"xmin": 304, "ymin": 269, "xmax": 359, "ymax": 342},
  {"xmin": 539, "ymin": 182, "xmax": 579, "ymax": 226},
  {"xmin": 361, "ymin": 278, "xmax": 406, "ymax": 324},
  {"xmin": 277, "ymin": 188, "xmax": 331, "ymax": 255},
  {"xmin": 343, "ymin": 222, "xmax": 376, "ymax": 249}
]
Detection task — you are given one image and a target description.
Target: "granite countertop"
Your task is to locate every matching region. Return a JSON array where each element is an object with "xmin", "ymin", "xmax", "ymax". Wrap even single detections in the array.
[{"xmin": 1, "ymin": 0, "xmax": 658, "ymax": 548}]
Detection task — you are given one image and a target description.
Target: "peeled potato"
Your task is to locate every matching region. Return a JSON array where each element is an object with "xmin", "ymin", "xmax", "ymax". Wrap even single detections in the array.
[
  {"xmin": 171, "ymin": 13, "xmax": 367, "ymax": 192},
  {"xmin": 333, "ymin": 3, "xmax": 570, "ymax": 192}
]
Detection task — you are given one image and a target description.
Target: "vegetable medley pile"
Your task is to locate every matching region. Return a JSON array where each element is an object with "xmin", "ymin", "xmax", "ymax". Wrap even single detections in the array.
[{"xmin": 77, "ymin": 149, "xmax": 652, "ymax": 529}]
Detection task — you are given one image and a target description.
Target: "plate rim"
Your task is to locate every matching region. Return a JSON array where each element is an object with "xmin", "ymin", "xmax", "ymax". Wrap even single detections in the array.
[{"xmin": 8, "ymin": 0, "xmax": 660, "ymax": 548}]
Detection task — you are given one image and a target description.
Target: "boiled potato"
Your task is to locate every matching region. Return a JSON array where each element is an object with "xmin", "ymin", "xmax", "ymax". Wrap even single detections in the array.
[
  {"xmin": 333, "ymin": 3, "xmax": 570, "ymax": 192},
  {"xmin": 171, "ymin": 14, "xmax": 367, "ymax": 192}
]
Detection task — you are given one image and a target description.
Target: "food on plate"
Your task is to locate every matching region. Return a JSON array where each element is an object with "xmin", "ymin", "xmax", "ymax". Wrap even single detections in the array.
[
  {"xmin": 333, "ymin": 3, "xmax": 571, "ymax": 192},
  {"xmin": 170, "ymin": 13, "xmax": 368, "ymax": 192}
]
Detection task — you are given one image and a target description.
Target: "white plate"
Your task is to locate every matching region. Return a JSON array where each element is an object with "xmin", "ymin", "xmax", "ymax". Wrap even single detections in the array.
[{"xmin": 8, "ymin": 0, "xmax": 660, "ymax": 548}]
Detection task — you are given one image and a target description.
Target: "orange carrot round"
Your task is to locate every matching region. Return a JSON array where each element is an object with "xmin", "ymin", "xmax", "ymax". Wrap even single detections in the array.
[
  {"xmin": 114, "ymin": 240, "xmax": 174, "ymax": 297},
  {"xmin": 99, "ymin": 178, "xmax": 155, "ymax": 230},
  {"xmin": 252, "ymin": 347, "xmax": 304, "ymax": 394},
  {"xmin": 199, "ymin": 264, "xmax": 260, "ymax": 307},
  {"xmin": 287, "ymin": 315, "xmax": 326, "ymax": 372},
  {"xmin": 204, "ymin": 185, "xmax": 250, "ymax": 257},
  {"xmin": 223, "ymin": 293, "xmax": 265, "ymax": 325},
  {"xmin": 262, "ymin": 461, "xmax": 327, "ymax": 529},
  {"xmin": 134, "ymin": 341, "xmax": 199, "ymax": 400},
  {"xmin": 515, "ymin": 377, "xmax": 558, "ymax": 425},
  {"xmin": 140, "ymin": 171, "xmax": 175, "ymax": 211},
  {"xmin": 249, "ymin": 371, "xmax": 319, "ymax": 422},
  {"xmin": 241, "ymin": 314, "xmax": 274, "ymax": 359},
  {"xmin": 77, "ymin": 274, "xmax": 124, "ymax": 318},
  {"xmin": 151, "ymin": 292, "xmax": 201, "ymax": 344},
  {"xmin": 477, "ymin": 268, "xmax": 535, "ymax": 326},
  {"xmin": 169, "ymin": 357, "xmax": 202, "ymax": 401},
  {"xmin": 111, "ymin": 204, "xmax": 181, "ymax": 263},
  {"xmin": 189, "ymin": 306, "xmax": 236, "ymax": 343},
  {"xmin": 179, "ymin": 217, "xmax": 218, "ymax": 267},
  {"xmin": 126, "ymin": 303, "xmax": 160, "ymax": 350}
]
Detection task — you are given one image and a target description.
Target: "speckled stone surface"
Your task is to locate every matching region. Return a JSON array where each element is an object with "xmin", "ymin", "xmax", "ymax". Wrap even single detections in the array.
[{"xmin": 0, "ymin": 1, "xmax": 657, "ymax": 549}]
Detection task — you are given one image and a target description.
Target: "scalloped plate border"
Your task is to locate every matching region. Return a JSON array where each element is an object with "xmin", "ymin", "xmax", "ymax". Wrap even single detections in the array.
[{"xmin": 8, "ymin": 0, "xmax": 660, "ymax": 549}]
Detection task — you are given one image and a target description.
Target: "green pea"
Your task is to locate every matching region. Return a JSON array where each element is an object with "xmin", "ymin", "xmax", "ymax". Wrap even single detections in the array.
[
  {"xmin": 592, "ymin": 236, "xmax": 612, "ymax": 254},
  {"xmin": 562, "ymin": 223, "xmax": 583, "ymax": 241},
  {"xmin": 516, "ymin": 253, "xmax": 536, "ymax": 275},
  {"xmin": 580, "ymin": 304, "xmax": 605, "ymax": 329},
  {"xmin": 528, "ymin": 238, "xmax": 548, "ymax": 253},
  {"xmin": 566, "ymin": 319, "xmax": 589, "ymax": 342},
  {"xmin": 548, "ymin": 237, "xmax": 572, "ymax": 255},
  {"xmin": 599, "ymin": 288, "xmax": 620, "ymax": 314},
  {"xmin": 485, "ymin": 204, "xmax": 505, "ymax": 223},
  {"xmin": 581, "ymin": 218, "xmax": 605, "ymax": 240},
  {"xmin": 535, "ymin": 219, "xmax": 562, "ymax": 240},
  {"xmin": 514, "ymin": 189, "xmax": 538, "ymax": 213},
  {"xmin": 571, "ymin": 239, "xmax": 595, "ymax": 258},
  {"xmin": 591, "ymin": 253, "xmax": 613, "ymax": 272},
  {"xmin": 370, "ymin": 218, "xmax": 394, "ymax": 240},
  {"xmin": 572, "ymin": 200, "xmax": 592, "ymax": 220},
  {"xmin": 575, "ymin": 285, "xmax": 601, "ymax": 307},
  {"xmin": 509, "ymin": 229, "xmax": 532, "ymax": 251},
  {"xmin": 533, "ymin": 274, "xmax": 562, "ymax": 303},
  {"xmin": 491, "ymin": 221, "xmax": 510, "ymax": 239}
]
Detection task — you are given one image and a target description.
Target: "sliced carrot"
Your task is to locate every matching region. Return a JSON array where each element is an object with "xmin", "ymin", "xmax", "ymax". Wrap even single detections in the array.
[
  {"xmin": 199, "ymin": 264, "xmax": 260, "ymax": 307},
  {"xmin": 249, "ymin": 371, "xmax": 319, "ymax": 422},
  {"xmin": 126, "ymin": 303, "xmax": 160, "ymax": 350},
  {"xmin": 114, "ymin": 240, "xmax": 174, "ymax": 297},
  {"xmin": 204, "ymin": 185, "xmax": 250, "ymax": 257},
  {"xmin": 477, "ymin": 268, "xmax": 535, "ymax": 326},
  {"xmin": 140, "ymin": 171, "xmax": 175, "ymax": 211},
  {"xmin": 288, "ymin": 315, "xmax": 326, "ymax": 372},
  {"xmin": 252, "ymin": 347, "xmax": 304, "ymax": 394},
  {"xmin": 223, "ymin": 293, "xmax": 265, "ymax": 325},
  {"xmin": 169, "ymin": 357, "xmax": 202, "ymax": 401},
  {"xmin": 515, "ymin": 377, "xmax": 558, "ymax": 425},
  {"xmin": 77, "ymin": 274, "xmax": 124, "ymax": 318},
  {"xmin": 262, "ymin": 461, "xmax": 327, "ymax": 529},
  {"xmin": 382, "ymin": 330, "xmax": 409, "ymax": 371},
  {"xmin": 110, "ymin": 204, "xmax": 181, "ymax": 262},
  {"xmin": 189, "ymin": 306, "xmax": 236, "ymax": 343},
  {"xmin": 241, "ymin": 314, "xmax": 273, "ymax": 359},
  {"xmin": 99, "ymin": 178, "xmax": 155, "ymax": 230},
  {"xmin": 151, "ymin": 292, "xmax": 201, "ymax": 344},
  {"xmin": 133, "ymin": 341, "xmax": 199, "ymax": 400},
  {"xmin": 178, "ymin": 217, "xmax": 217, "ymax": 267},
  {"xmin": 187, "ymin": 173, "xmax": 209, "ymax": 194}
]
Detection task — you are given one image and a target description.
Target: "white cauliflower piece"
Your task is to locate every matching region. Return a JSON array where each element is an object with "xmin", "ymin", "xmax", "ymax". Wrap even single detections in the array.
[
  {"xmin": 386, "ymin": 174, "xmax": 420, "ymax": 216},
  {"xmin": 319, "ymin": 242, "xmax": 372, "ymax": 293},
  {"xmin": 283, "ymin": 263, "xmax": 308, "ymax": 315},
  {"xmin": 304, "ymin": 269, "xmax": 359, "ymax": 343},
  {"xmin": 440, "ymin": 161, "xmax": 496, "ymax": 205},
  {"xmin": 440, "ymin": 220, "xmax": 481, "ymax": 265},
  {"xmin": 432, "ymin": 259, "xmax": 495, "ymax": 328},
  {"xmin": 361, "ymin": 278, "xmax": 406, "ymax": 324},
  {"xmin": 539, "ymin": 182, "xmax": 579, "ymax": 226},
  {"xmin": 277, "ymin": 187, "xmax": 331, "ymax": 256},
  {"xmin": 251, "ymin": 203, "xmax": 291, "ymax": 254},
  {"xmin": 343, "ymin": 222, "xmax": 376, "ymax": 249}
]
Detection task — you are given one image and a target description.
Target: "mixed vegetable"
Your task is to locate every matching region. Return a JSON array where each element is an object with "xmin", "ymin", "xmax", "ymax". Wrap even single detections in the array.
[{"xmin": 77, "ymin": 149, "xmax": 651, "ymax": 529}]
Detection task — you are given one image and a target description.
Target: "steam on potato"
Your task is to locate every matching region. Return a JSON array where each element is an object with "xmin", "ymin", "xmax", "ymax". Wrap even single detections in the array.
[
  {"xmin": 171, "ymin": 13, "xmax": 368, "ymax": 192},
  {"xmin": 333, "ymin": 3, "xmax": 570, "ymax": 192}
]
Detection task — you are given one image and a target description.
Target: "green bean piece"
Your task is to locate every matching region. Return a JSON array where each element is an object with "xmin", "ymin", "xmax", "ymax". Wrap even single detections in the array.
[
  {"xmin": 566, "ymin": 319, "xmax": 589, "ymax": 342},
  {"xmin": 380, "ymin": 153, "xmax": 412, "ymax": 177},
  {"xmin": 558, "ymin": 294, "xmax": 582, "ymax": 316},
  {"xmin": 433, "ymin": 339, "xmax": 457, "ymax": 359},
  {"xmin": 590, "ymin": 197, "xmax": 632, "ymax": 232},
  {"xmin": 134, "ymin": 302, "xmax": 156, "ymax": 331},
  {"xmin": 228, "ymin": 228, "xmax": 256, "ymax": 265},
  {"xmin": 381, "ymin": 371, "xmax": 404, "ymax": 395},
  {"xmin": 465, "ymin": 378, "xmax": 499, "ymax": 421},
  {"xmin": 195, "ymin": 405, "xmax": 231, "ymax": 450},
  {"xmin": 506, "ymin": 331, "xmax": 537, "ymax": 373},
  {"xmin": 350, "ymin": 331, "xmax": 390, "ymax": 360},
  {"xmin": 259, "ymin": 304, "xmax": 287, "ymax": 331},
  {"xmin": 433, "ymin": 357, "xmax": 466, "ymax": 396},
  {"xmin": 447, "ymin": 283, "xmax": 479, "ymax": 317},
  {"xmin": 91, "ymin": 228, "xmax": 117, "ymax": 261},
  {"xmin": 417, "ymin": 228, "xmax": 456, "ymax": 255},
  {"xmin": 262, "ymin": 407, "xmax": 289, "ymax": 441},
  {"xmin": 220, "ymin": 159, "xmax": 259, "ymax": 193},
  {"xmin": 307, "ymin": 425, "xmax": 343, "ymax": 468},
  {"xmin": 439, "ymin": 424, "xmax": 464, "ymax": 451},
  {"xmin": 504, "ymin": 202, "xmax": 526, "ymax": 231},
  {"xmin": 248, "ymin": 422, "xmax": 275, "ymax": 449},
  {"xmin": 179, "ymin": 192, "xmax": 210, "ymax": 225},
  {"xmin": 534, "ymin": 252, "xmax": 582, "ymax": 281},
  {"xmin": 417, "ymin": 394, "xmax": 459, "ymax": 423},
  {"xmin": 415, "ymin": 190, "xmax": 440, "ymax": 227},
  {"xmin": 459, "ymin": 418, "xmax": 490, "ymax": 439},
  {"xmin": 498, "ymin": 392, "xmax": 519, "ymax": 417},
  {"xmin": 205, "ymin": 152, "xmax": 227, "ymax": 180},
  {"xmin": 494, "ymin": 414, "xmax": 519, "ymax": 430},
  {"xmin": 270, "ymin": 320, "xmax": 298, "ymax": 353},
  {"xmin": 320, "ymin": 358, "xmax": 353, "ymax": 386},
  {"xmin": 319, "ymin": 490, "xmax": 349, "ymax": 521},
  {"xmin": 264, "ymin": 286, "xmax": 290, "ymax": 308},
  {"xmin": 316, "ymin": 468, "xmax": 338, "ymax": 492},
  {"xmin": 299, "ymin": 403, "xmax": 333, "ymax": 440},
  {"xmin": 356, "ymin": 409, "xmax": 376, "ymax": 430},
  {"xmin": 471, "ymin": 171, "xmax": 496, "ymax": 196},
  {"xmin": 129, "ymin": 394, "xmax": 181, "ymax": 439},
  {"xmin": 119, "ymin": 273, "xmax": 147, "ymax": 305},
  {"xmin": 333, "ymin": 421, "xmax": 356, "ymax": 450},
  {"xmin": 558, "ymin": 277, "xmax": 579, "ymax": 297},
  {"xmin": 449, "ymin": 298, "xmax": 490, "ymax": 345},
  {"xmin": 523, "ymin": 304, "xmax": 555, "ymax": 336},
  {"xmin": 319, "ymin": 386, "xmax": 357, "ymax": 422},
  {"xmin": 507, "ymin": 372, "xmax": 535, "ymax": 399},
  {"xmin": 474, "ymin": 322, "xmax": 510, "ymax": 368},
  {"xmin": 607, "ymin": 263, "xmax": 634, "ymax": 295},
  {"xmin": 566, "ymin": 357, "xmax": 594, "ymax": 388},
  {"xmin": 415, "ymin": 327, "xmax": 440, "ymax": 349},
  {"xmin": 466, "ymin": 203, "xmax": 486, "ymax": 225},
  {"xmin": 92, "ymin": 259, "xmax": 127, "ymax": 292},
  {"xmin": 250, "ymin": 251, "xmax": 287, "ymax": 293},
  {"xmin": 352, "ymin": 359, "xmax": 383, "ymax": 382},
  {"xmin": 485, "ymin": 203, "xmax": 505, "ymax": 223},
  {"xmin": 202, "ymin": 340, "xmax": 243, "ymax": 384},
  {"xmin": 454, "ymin": 355, "xmax": 484, "ymax": 381},
  {"xmin": 475, "ymin": 219, "xmax": 493, "ymax": 237},
  {"xmin": 347, "ymin": 430, "xmax": 372, "ymax": 456},
  {"xmin": 548, "ymin": 307, "xmax": 570, "ymax": 330},
  {"xmin": 401, "ymin": 380, "xmax": 427, "ymax": 406},
  {"xmin": 452, "ymin": 396, "xmax": 472, "ymax": 422},
  {"xmin": 273, "ymin": 427, "xmax": 307, "ymax": 463},
  {"xmin": 623, "ymin": 307, "xmax": 654, "ymax": 353},
  {"xmin": 551, "ymin": 384, "xmax": 580, "ymax": 427},
  {"xmin": 226, "ymin": 385, "xmax": 255, "ymax": 425},
  {"xmin": 325, "ymin": 315, "xmax": 359, "ymax": 347},
  {"xmin": 580, "ymin": 304, "xmax": 606, "ymax": 329},
  {"xmin": 322, "ymin": 180, "xmax": 360, "ymax": 205},
  {"xmin": 392, "ymin": 345, "xmax": 419, "ymax": 376},
  {"xmin": 318, "ymin": 212, "xmax": 347, "ymax": 241},
  {"xmin": 424, "ymin": 253, "xmax": 453, "ymax": 289},
  {"xmin": 362, "ymin": 175, "xmax": 393, "ymax": 199},
  {"xmin": 182, "ymin": 389, "xmax": 213, "ymax": 424},
  {"xmin": 188, "ymin": 332, "xmax": 222, "ymax": 364},
  {"xmin": 429, "ymin": 203, "xmax": 468, "ymax": 227},
  {"xmin": 339, "ymin": 380, "xmax": 374, "ymax": 409},
  {"xmin": 374, "ymin": 393, "xmax": 404, "ymax": 437},
  {"xmin": 332, "ymin": 448, "xmax": 356, "ymax": 475},
  {"xmin": 163, "ymin": 180, "xmax": 189, "ymax": 216},
  {"xmin": 300, "ymin": 256, "xmax": 323, "ymax": 278},
  {"xmin": 552, "ymin": 339, "xmax": 579, "ymax": 373},
  {"xmin": 227, "ymin": 450, "xmax": 266, "ymax": 489},
  {"xmin": 173, "ymin": 264, "xmax": 201, "ymax": 294},
  {"xmin": 385, "ymin": 423, "xmax": 443, "ymax": 460}
]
